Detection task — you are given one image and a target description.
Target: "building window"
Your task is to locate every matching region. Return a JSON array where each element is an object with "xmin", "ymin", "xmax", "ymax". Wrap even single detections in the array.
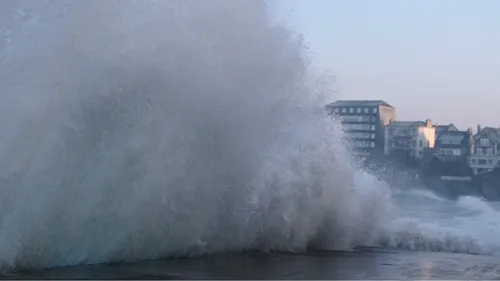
[
  {"xmin": 441, "ymin": 139, "xmax": 450, "ymax": 145},
  {"xmin": 334, "ymin": 108, "xmax": 339, "ymax": 113},
  {"xmin": 419, "ymin": 140, "xmax": 423, "ymax": 147},
  {"xmin": 372, "ymin": 108, "xmax": 378, "ymax": 114},
  {"xmin": 487, "ymin": 148, "xmax": 493, "ymax": 155},
  {"xmin": 371, "ymin": 133, "xmax": 375, "ymax": 139},
  {"xmin": 342, "ymin": 108, "xmax": 346, "ymax": 113},
  {"xmin": 471, "ymin": 158, "xmax": 477, "ymax": 164},
  {"xmin": 370, "ymin": 142, "xmax": 375, "ymax": 148},
  {"xmin": 488, "ymin": 159, "xmax": 493, "ymax": 165},
  {"xmin": 364, "ymin": 108, "xmax": 369, "ymax": 113},
  {"xmin": 478, "ymin": 159, "xmax": 487, "ymax": 165},
  {"xmin": 480, "ymin": 138, "xmax": 490, "ymax": 146},
  {"xmin": 448, "ymin": 149, "xmax": 461, "ymax": 156},
  {"xmin": 371, "ymin": 125, "xmax": 375, "ymax": 131},
  {"xmin": 371, "ymin": 116, "xmax": 376, "ymax": 122},
  {"xmin": 356, "ymin": 108, "xmax": 361, "ymax": 113},
  {"xmin": 348, "ymin": 108, "xmax": 353, "ymax": 113}
]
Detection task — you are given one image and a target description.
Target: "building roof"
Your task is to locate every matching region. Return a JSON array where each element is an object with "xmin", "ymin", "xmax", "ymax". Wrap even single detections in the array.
[
  {"xmin": 435, "ymin": 123, "xmax": 458, "ymax": 132},
  {"xmin": 476, "ymin": 126, "xmax": 500, "ymax": 143},
  {"xmin": 325, "ymin": 100, "xmax": 394, "ymax": 108}
]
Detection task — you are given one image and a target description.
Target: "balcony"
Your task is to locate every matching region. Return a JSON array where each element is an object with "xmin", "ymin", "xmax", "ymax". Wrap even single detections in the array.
[
  {"xmin": 469, "ymin": 155, "xmax": 499, "ymax": 168},
  {"xmin": 340, "ymin": 115, "xmax": 373, "ymax": 123},
  {"xmin": 389, "ymin": 137, "xmax": 413, "ymax": 150},
  {"xmin": 388, "ymin": 128, "xmax": 417, "ymax": 137},
  {"xmin": 342, "ymin": 123, "xmax": 375, "ymax": 131},
  {"xmin": 472, "ymin": 148, "xmax": 498, "ymax": 157}
]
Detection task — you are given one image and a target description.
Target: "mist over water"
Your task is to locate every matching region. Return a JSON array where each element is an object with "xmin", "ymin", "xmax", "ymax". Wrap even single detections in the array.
[{"xmin": 0, "ymin": 0, "xmax": 391, "ymax": 271}]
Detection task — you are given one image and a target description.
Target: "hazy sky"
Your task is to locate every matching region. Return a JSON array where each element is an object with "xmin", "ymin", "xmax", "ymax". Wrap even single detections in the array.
[{"xmin": 276, "ymin": 0, "xmax": 500, "ymax": 129}]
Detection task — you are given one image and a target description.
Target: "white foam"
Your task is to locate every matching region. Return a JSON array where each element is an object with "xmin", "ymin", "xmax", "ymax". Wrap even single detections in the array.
[
  {"xmin": 381, "ymin": 192, "xmax": 500, "ymax": 256},
  {"xmin": 0, "ymin": 0, "xmax": 390, "ymax": 271}
]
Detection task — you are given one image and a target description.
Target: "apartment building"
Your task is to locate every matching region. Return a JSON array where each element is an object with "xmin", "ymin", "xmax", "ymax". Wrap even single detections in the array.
[{"xmin": 325, "ymin": 100, "xmax": 396, "ymax": 156}]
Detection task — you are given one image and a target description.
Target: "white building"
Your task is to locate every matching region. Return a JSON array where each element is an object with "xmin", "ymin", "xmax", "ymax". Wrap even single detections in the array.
[
  {"xmin": 469, "ymin": 126, "xmax": 500, "ymax": 175},
  {"xmin": 384, "ymin": 119, "xmax": 435, "ymax": 160}
]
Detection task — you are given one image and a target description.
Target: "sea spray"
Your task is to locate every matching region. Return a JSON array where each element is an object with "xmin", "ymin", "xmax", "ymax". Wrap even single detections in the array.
[{"xmin": 0, "ymin": 0, "xmax": 389, "ymax": 271}]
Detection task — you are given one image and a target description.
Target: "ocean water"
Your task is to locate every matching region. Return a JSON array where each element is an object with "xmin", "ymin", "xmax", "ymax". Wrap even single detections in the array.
[
  {"xmin": 5, "ymin": 190, "xmax": 500, "ymax": 279},
  {"xmin": 1, "ymin": 0, "xmax": 499, "ymax": 279}
]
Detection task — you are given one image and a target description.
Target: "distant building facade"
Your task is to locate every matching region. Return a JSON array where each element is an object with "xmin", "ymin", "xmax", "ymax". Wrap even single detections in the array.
[
  {"xmin": 469, "ymin": 126, "xmax": 500, "ymax": 175},
  {"xmin": 434, "ymin": 128, "xmax": 474, "ymax": 162},
  {"xmin": 384, "ymin": 119, "xmax": 436, "ymax": 160},
  {"xmin": 325, "ymin": 100, "xmax": 396, "ymax": 156}
]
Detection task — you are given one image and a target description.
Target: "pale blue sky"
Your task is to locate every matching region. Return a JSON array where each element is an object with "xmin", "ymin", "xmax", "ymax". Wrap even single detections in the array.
[{"xmin": 275, "ymin": 0, "xmax": 500, "ymax": 129}]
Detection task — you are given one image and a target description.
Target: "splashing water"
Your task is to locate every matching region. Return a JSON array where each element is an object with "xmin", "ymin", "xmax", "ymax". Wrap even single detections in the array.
[
  {"xmin": 3, "ymin": 0, "xmax": 500, "ymax": 274},
  {"xmin": 0, "ymin": 0, "xmax": 392, "ymax": 271},
  {"xmin": 381, "ymin": 191, "xmax": 500, "ymax": 256}
]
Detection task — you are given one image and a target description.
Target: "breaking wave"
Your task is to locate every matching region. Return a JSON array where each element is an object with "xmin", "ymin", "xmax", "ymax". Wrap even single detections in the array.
[
  {"xmin": 0, "ymin": 0, "xmax": 391, "ymax": 271},
  {"xmin": 380, "ymin": 192, "xmax": 500, "ymax": 256}
]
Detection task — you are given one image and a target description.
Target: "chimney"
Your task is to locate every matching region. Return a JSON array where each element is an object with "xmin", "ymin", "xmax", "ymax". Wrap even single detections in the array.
[
  {"xmin": 477, "ymin": 124, "xmax": 482, "ymax": 133},
  {"xmin": 425, "ymin": 118, "xmax": 432, "ymax": 127}
]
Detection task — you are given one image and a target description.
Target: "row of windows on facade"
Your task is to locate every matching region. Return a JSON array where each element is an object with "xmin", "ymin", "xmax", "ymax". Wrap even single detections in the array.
[
  {"xmin": 435, "ymin": 147, "xmax": 495, "ymax": 157},
  {"xmin": 352, "ymin": 140, "xmax": 376, "ymax": 148},
  {"xmin": 478, "ymin": 138, "xmax": 495, "ymax": 146},
  {"xmin": 347, "ymin": 132, "xmax": 376, "ymax": 139},
  {"xmin": 438, "ymin": 137, "xmax": 489, "ymax": 147},
  {"xmin": 438, "ymin": 148, "xmax": 462, "ymax": 156},
  {"xmin": 333, "ymin": 107, "xmax": 378, "ymax": 114},
  {"xmin": 388, "ymin": 128, "xmax": 417, "ymax": 136},
  {"xmin": 340, "ymin": 115, "xmax": 377, "ymax": 123},
  {"xmin": 440, "ymin": 138, "xmax": 462, "ymax": 145},
  {"xmin": 343, "ymin": 124, "xmax": 376, "ymax": 131},
  {"xmin": 437, "ymin": 141, "xmax": 494, "ymax": 155},
  {"xmin": 470, "ymin": 158, "xmax": 500, "ymax": 166},
  {"xmin": 474, "ymin": 147, "xmax": 497, "ymax": 156},
  {"xmin": 390, "ymin": 139, "xmax": 424, "ymax": 148}
]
